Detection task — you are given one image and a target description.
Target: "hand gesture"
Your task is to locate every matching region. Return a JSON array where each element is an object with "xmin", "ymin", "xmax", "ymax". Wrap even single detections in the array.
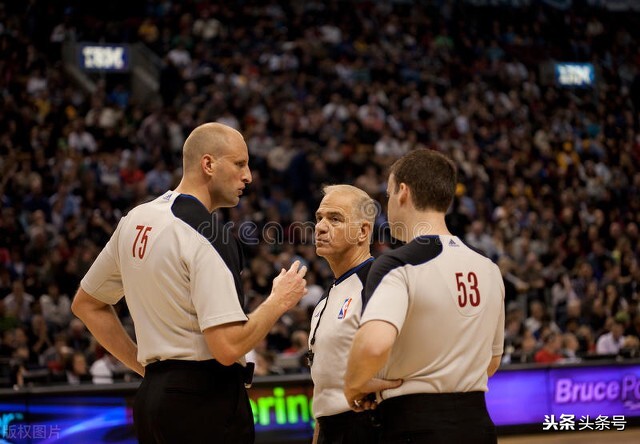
[{"xmin": 270, "ymin": 260, "xmax": 307, "ymax": 312}]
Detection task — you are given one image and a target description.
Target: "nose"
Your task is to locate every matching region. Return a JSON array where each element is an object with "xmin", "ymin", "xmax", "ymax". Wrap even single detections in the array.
[
  {"xmin": 315, "ymin": 219, "xmax": 328, "ymax": 235},
  {"xmin": 243, "ymin": 166, "xmax": 252, "ymax": 184}
]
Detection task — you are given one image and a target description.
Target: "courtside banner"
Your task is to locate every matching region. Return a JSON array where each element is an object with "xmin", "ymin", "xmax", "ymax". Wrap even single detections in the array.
[
  {"xmin": 486, "ymin": 361, "xmax": 640, "ymax": 426},
  {"xmin": 2, "ymin": 362, "xmax": 640, "ymax": 442}
]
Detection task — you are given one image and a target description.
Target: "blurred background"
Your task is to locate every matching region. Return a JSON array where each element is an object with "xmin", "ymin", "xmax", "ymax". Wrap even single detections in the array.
[{"xmin": 0, "ymin": 0, "xmax": 639, "ymax": 441}]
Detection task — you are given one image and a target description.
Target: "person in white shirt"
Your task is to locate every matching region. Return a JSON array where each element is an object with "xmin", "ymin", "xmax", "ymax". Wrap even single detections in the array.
[
  {"xmin": 596, "ymin": 318, "xmax": 626, "ymax": 355},
  {"xmin": 4, "ymin": 280, "xmax": 34, "ymax": 323},
  {"xmin": 72, "ymin": 123, "xmax": 307, "ymax": 444},
  {"xmin": 345, "ymin": 149, "xmax": 504, "ymax": 444},
  {"xmin": 310, "ymin": 185, "xmax": 401, "ymax": 444},
  {"xmin": 40, "ymin": 283, "xmax": 72, "ymax": 331}
]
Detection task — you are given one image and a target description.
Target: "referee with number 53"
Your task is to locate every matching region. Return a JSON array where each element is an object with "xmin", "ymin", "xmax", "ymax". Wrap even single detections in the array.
[
  {"xmin": 72, "ymin": 123, "xmax": 307, "ymax": 444},
  {"xmin": 344, "ymin": 149, "xmax": 505, "ymax": 444}
]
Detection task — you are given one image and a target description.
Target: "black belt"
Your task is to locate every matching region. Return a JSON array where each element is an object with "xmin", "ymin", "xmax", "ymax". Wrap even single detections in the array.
[
  {"xmin": 317, "ymin": 409, "xmax": 381, "ymax": 429},
  {"xmin": 379, "ymin": 392, "xmax": 491, "ymax": 431},
  {"xmin": 145, "ymin": 359, "xmax": 255, "ymax": 387}
]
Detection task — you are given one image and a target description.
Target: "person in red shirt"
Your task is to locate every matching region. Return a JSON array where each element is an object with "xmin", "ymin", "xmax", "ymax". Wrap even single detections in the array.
[{"xmin": 534, "ymin": 332, "xmax": 564, "ymax": 364}]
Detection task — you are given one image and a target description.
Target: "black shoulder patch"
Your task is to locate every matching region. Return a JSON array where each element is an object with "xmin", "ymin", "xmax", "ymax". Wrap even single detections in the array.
[
  {"xmin": 355, "ymin": 260, "xmax": 374, "ymax": 315},
  {"xmin": 459, "ymin": 238, "xmax": 491, "ymax": 259},
  {"xmin": 365, "ymin": 236, "xmax": 444, "ymax": 305},
  {"xmin": 171, "ymin": 195, "xmax": 246, "ymax": 310}
]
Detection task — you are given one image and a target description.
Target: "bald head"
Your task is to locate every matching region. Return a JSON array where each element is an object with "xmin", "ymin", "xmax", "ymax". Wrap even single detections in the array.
[{"xmin": 182, "ymin": 123, "xmax": 244, "ymax": 173}]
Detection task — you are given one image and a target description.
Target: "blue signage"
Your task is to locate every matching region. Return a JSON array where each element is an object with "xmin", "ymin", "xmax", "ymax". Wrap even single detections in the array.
[
  {"xmin": 554, "ymin": 63, "xmax": 595, "ymax": 88},
  {"xmin": 78, "ymin": 44, "xmax": 130, "ymax": 72}
]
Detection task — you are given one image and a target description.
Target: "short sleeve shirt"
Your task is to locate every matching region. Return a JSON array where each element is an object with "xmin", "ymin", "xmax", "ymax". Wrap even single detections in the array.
[
  {"xmin": 81, "ymin": 191, "xmax": 248, "ymax": 366},
  {"xmin": 362, "ymin": 236, "xmax": 505, "ymax": 399}
]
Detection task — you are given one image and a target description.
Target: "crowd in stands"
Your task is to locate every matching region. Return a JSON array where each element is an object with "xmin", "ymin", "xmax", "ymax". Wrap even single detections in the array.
[{"xmin": 1, "ymin": 0, "xmax": 639, "ymax": 387}]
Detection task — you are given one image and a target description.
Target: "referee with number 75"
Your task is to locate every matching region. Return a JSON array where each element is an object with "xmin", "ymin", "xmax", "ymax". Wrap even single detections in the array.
[
  {"xmin": 72, "ymin": 123, "xmax": 307, "ymax": 443},
  {"xmin": 344, "ymin": 149, "xmax": 504, "ymax": 444}
]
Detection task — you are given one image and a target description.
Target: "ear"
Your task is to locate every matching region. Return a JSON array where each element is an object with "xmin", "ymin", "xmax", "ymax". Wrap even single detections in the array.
[
  {"xmin": 201, "ymin": 154, "xmax": 215, "ymax": 176},
  {"xmin": 398, "ymin": 182, "xmax": 410, "ymax": 206},
  {"xmin": 358, "ymin": 220, "xmax": 372, "ymax": 243}
]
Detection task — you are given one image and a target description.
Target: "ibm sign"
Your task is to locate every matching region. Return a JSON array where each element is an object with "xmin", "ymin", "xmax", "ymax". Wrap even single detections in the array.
[
  {"xmin": 78, "ymin": 44, "xmax": 130, "ymax": 72},
  {"xmin": 555, "ymin": 63, "xmax": 595, "ymax": 88}
]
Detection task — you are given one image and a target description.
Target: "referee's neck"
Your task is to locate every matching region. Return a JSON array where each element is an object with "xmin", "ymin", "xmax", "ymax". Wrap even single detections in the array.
[
  {"xmin": 403, "ymin": 212, "xmax": 451, "ymax": 241},
  {"xmin": 328, "ymin": 249, "xmax": 372, "ymax": 281}
]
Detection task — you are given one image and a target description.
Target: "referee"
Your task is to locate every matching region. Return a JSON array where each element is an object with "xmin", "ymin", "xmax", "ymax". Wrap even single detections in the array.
[
  {"xmin": 72, "ymin": 123, "xmax": 307, "ymax": 444},
  {"xmin": 310, "ymin": 185, "xmax": 401, "ymax": 444},
  {"xmin": 344, "ymin": 149, "xmax": 504, "ymax": 443}
]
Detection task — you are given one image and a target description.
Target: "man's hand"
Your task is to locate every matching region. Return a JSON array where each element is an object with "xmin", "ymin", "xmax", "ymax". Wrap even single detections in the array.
[
  {"xmin": 345, "ymin": 377, "xmax": 402, "ymax": 412},
  {"xmin": 269, "ymin": 260, "xmax": 308, "ymax": 311}
]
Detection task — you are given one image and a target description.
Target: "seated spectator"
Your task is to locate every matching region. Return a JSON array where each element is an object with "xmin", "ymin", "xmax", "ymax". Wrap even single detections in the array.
[
  {"xmin": 596, "ymin": 318, "xmax": 626, "ymax": 355},
  {"xmin": 561, "ymin": 333, "xmax": 582, "ymax": 362},
  {"xmin": 509, "ymin": 330, "xmax": 537, "ymax": 364},
  {"xmin": 40, "ymin": 283, "xmax": 72, "ymax": 332},
  {"xmin": 67, "ymin": 319, "xmax": 91, "ymax": 353},
  {"xmin": 41, "ymin": 333, "xmax": 73, "ymax": 375},
  {"xmin": 90, "ymin": 349, "xmax": 126, "ymax": 384},
  {"xmin": 3, "ymin": 280, "xmax": 35, "ymax": 323},
  {"xmin": 534, "ymin": 332, "xmax": 564, "ymax": 364},
  {"xmin": 525, "ymin": 300, "xmax": 546, "ymax": 336},
  {"xmin": 0, "ymin": 326, "xmax": 19, "ymax": 358},
  {"xmin": 619, "ymin": 336, "xmax": 640, "ymax": 359},
  {"xmin": 576, "ymin": 325, "xmax": 596, "ymax": 356},
  {"xmin": 65, "ymin": 352, "xmax": 91, "ymax": 385},
  {"xmin": 465, "ymin": 220, "xmax": 498, "ymax": 259},
  {"xmin": 0, "ymin": 300, "xmax": 20, "ymax": 335},
  {"xmin": 28, "ymin": 314, "xmax": 51, "ymax": 359}
]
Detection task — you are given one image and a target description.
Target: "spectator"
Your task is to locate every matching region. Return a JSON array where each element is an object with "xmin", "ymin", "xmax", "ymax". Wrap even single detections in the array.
[
  {"xmin": 65, "ymin": 352, "xmax": 91, "ymax": 385},
  {"xmin": 90, "ymin": 349, "xmax": 127, "ymax": 384},
  {"xmin": 596, "ymin": 318, "xmax": 626, "ymax": 355},
  {"xmin": 0, "ymin": 0, "xmax": 639, "ymax": 380},
  {"xmin": 40, "ymin": 283, "xmax": 72, "ymax": 331},
  {"xmin": 465, "ymin": 220, "xmax": 498, "ymax": 259},
  {"xmin": 561, "ymin": 333, "xmax": 582, "ymax": 362},
  {"xmin": 534, "ymin": 332, "xmax": 564, "ymax": 364},
  {"xmin": 3, "ymin": 281, "xmax": 34, "ymax": 324}
]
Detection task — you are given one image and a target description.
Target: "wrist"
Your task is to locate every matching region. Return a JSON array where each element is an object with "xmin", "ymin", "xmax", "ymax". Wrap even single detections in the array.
[{"xmin": 265, "ymin": 292, "xmax": 289, "ymax": 315}]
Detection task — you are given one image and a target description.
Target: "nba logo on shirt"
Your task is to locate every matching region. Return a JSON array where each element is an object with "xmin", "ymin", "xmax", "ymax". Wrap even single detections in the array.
[{"xmin": 338, "ymin": 298, "xmax": 352, "ymax": 319}]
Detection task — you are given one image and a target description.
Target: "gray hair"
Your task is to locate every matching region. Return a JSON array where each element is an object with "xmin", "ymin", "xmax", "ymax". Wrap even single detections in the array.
[{"xmin": 322, "ymin": 184, "xmax": 377, "ymax": 228}]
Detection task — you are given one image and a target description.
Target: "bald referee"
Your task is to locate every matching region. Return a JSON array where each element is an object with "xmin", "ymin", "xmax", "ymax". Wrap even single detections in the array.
[
  {"xmin": 344, "ymin": 149, "xmax": 504, "ymax": 443},
  {"xmin": 72, "ymin": 123, "xmax": 307, "ymax": 444}
]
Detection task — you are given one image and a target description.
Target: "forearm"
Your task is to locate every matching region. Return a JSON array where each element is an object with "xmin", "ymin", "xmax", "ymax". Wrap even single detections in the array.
[
  {"xmin": 205, "ymin": 261, "xmax": 308, "ymax": 366},
  {"xmin": 205, "ymin": 298, "xmax": 286, "ymax": 365},
  {"xmin": 345, "ymin": 334, "xmax": 391, "ymax": 392},
  {"xmin": 487, "ymin": 354, "xmax": 501, "ymax": 377},
  {"xmin": 72, "ymin": 289, "xmax": 144, "ymax": 376},
  {"xmin": 81, "ymin": 305, "xmax": 143, "ymax": 375},
  {"xmin": 344, "ymin": 321, "xmax": 398, "ymax": 408}
]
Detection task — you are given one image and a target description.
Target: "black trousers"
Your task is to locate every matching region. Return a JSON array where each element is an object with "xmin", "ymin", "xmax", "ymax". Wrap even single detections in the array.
[
  {"xmin": 377, "ymin": 392, "xmax": 497, "ymax": 444},
  {"xmin": 317, "ymin": 410, "xmax": 381, "ymax": 444},
  {"xmin": 134, "ymin": 359, "xmax": 254, "ymax": 444}
]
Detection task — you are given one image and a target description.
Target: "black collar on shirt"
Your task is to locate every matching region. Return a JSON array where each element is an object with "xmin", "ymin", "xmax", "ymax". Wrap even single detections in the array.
[
  {"xmin": 306, "ymin": 257, "xmax": 374, "ymax": 367},
  {"xmin": 333, "ymin": 256, "xmax": 375, "ymax": 287}
]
